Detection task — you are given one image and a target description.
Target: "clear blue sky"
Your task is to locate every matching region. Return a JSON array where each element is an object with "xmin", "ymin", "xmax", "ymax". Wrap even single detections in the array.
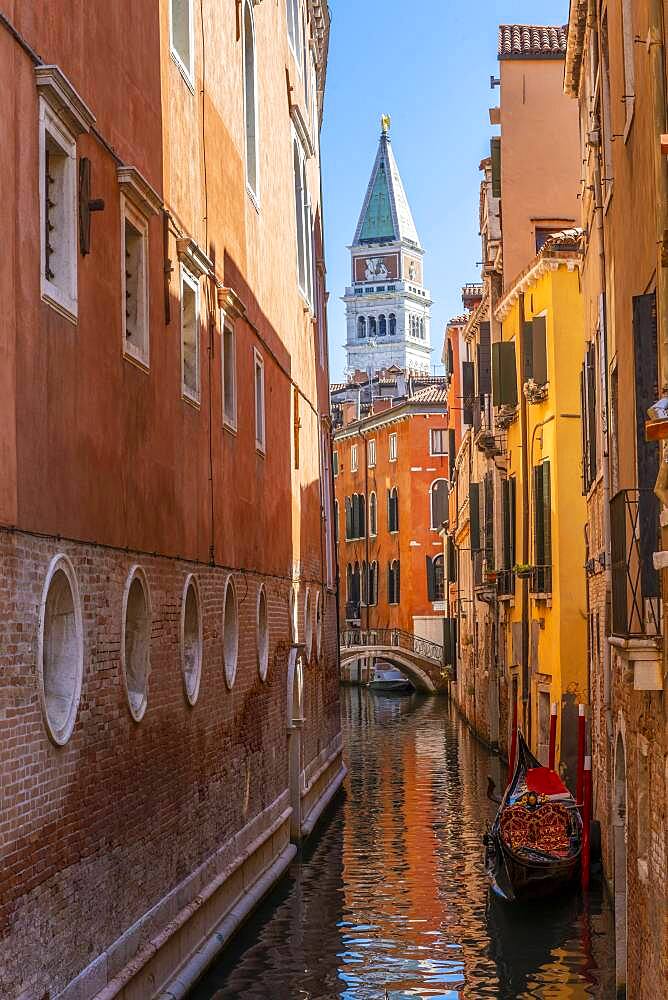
[{"xmin": 321, "ymin": 0, "xmax": 569, "ymax": 382}]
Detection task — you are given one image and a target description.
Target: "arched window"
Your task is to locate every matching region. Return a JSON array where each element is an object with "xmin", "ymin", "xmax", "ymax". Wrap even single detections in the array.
[
  {"xmin": 352, "ymin": 562, "xmax": 361, "ymax": 604},
  {"xmin": 388, "ymin": 486, "xmax": 399, "ymax": 532},
  {"xmin": 293, "ymin": 141, "xmax": 305, "ymax": 290},
  {"xmin": 379, "ymin": 314, "xmax": 386, "ymax": 337},
  {"xmin": 369, "ymin": 561, "xmax": 378, "ymax": 606},
  {"xmin": 361, "ymin": 560, "xmax": 368, "ymax": 605},
  {"xmin": 345, "ymin": 496, "xmax": 352, "ymax": 539},
  {"xmin": 389, "ymin": 313, "xmax": 396, "ymax": 336},
  {"xmin": 38, "ymin": 554, "xmax": 84, "ymax": 745},
  {"xmin": 243, "ymin": 2, "xmax": 259, "ymax": 198},
  {"xmin": 433, "ymin": 554, "xmax": 445, "ymax": 601},
  {"xmin": 357, "ymin": 316, "xmax": 366, "ymax": 339},
  {"xmin": 420, "ymin": 317, "xmax": 425, "ymax": 339},
  {"xmin": 430, "ymin": 478, "xmax": 449, "ymax": 529},
  {"xmin": 369, "ymin": 491, "xmax": 377, "ymax": 536},
  {"xmin": 369, "ymin": 316, "xmax": 377, "ymax": 337},
  {"xmin": 388, "ymin": 559, "xmax": 400, "ymax": 604}
]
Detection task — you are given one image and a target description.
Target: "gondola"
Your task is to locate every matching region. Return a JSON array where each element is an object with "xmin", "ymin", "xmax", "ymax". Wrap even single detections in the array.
[{"xmin": 484, "ymin": 731, "xmax": 582, "ymax": 902}]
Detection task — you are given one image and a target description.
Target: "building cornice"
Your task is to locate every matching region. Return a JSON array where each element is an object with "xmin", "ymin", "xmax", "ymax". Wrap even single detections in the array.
[
  {"xmin": 564, "ymin": 0, "xmax": 588, "ymax": 98},
  {"xmin": 495, "ymin": 249, "xmax": 582, "ymax": 321},
  {"xmin": 333, "ymin": 401, "xmax": 446, "ymax": 440}
]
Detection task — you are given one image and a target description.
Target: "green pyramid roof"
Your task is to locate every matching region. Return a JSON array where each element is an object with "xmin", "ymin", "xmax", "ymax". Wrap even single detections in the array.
[{"xmin": 359, "ymin": 161, "xmax": 395, "ymax": 241}]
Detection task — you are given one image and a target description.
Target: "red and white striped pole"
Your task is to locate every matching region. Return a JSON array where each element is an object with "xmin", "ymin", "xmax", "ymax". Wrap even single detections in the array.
[
  {"xmin": 548, "ymin": 702, "xmax": 557, "ymax": 771},
  {"xmin": 581, "ymin": 754, "xmax": 592, "ymax": 890},
  {"xmin": 576, "ymin": 704, "xmax": 586, "ymax": 806}
]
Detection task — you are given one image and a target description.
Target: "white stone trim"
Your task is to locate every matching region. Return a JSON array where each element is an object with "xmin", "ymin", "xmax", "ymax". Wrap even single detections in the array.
[
  {"xmin": 257, "ymin": 584, "xmax": 269, "ymax": 682},
  {"xmin": 117, "ymin": 165, "xmax": 162, "ymax": 218},
  {"xmin": 35, "ymin": 64, "xmax": 95, "ymax": 136},
  {"xmin": 120, "ymin": 565, "xmax": 152, "ymax": 722},
  {"xmin": 223, "ymin": 575, "xmax": 239, "ymax": 689},
  {"xmin": 39, "ymin": 98, "xmax": 78, "ymax": 323},
  {"xmin": 36, "ymin": 554, "xmax": 84, "ymax": 746},
  {"xmin": 176, "ymin": 236, "xmax": 214, "ymax": 280},
  {"xmin": 180, "ymin": 574, "xmax": 203, "ymax": 706}
]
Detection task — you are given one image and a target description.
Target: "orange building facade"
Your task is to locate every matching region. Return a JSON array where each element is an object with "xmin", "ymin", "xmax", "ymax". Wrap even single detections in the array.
[
  {"xmin": 0, "ymin": 2, "xmax": 341, "ymax": 997},
  {"xmin": 333, "ymin": 381, "xmax": 450, "ymax": 645}
]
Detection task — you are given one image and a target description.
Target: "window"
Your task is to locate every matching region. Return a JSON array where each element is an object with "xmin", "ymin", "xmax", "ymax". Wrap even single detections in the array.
[
  {"xmin": 37, "ymin": 555, "xmax": 83, "ymax": 745},
  {"xmin": 122, "ymin": 198, "xmax": 149, "ymax": 366},
  {"xmin": 345, "ymin": 494, "xmax": 365, "ymax": 540},
  {"xmin": 388, "ymin": 560, "xmax": 401, "ymax": 604},
  {"xmin": 254, "ymin": 349, "xmax": 266, "ymax": 452},
  {"xmin": 621, "ymin": 0, "xmax": 635, "ymax": 132},
  {"xmin": 357, "ymin": 316, "xmax": 366, "ymax": 339},
  {"xmin": 389, "ymin": 313, "xmax": 396, "ymax": 336},
  {"xmin": 170, "ymin": 0, "xmax": 194, "ymax": 85},
  {"xmin": 379, "ymin": 314, "xmax": 386, "ymax": 337},
  {"xmin": 537, "ymin": 690, "xmax": 551, "ymax": 765},
  {"xmin": 369, "ymin": 316, "xmax": 377, "ymax": 337},
  {"xmin": 389, "ymin": 433, "xmax": 398, "ymax": 462},
  {"xmin": 501, "ymin": 478, "xmax": 517, "ymax": 586},
  {"xmin": 304, "ymin": 589, "xmax": 313, "ymax": 660},
  {"xmin": 333, "ymin": 451, "xmax": 339, "ymax": 477},
  {"xmin": 369, "ymin": 491, "xmax": 377, "ymax": 536},
  {"xmin": 223, "ymin": 577, "xmax": 239, "ymax": 689},
  {"xmin": 181, "ymin": 575, "xmax": 202, "ymax": 705},
  {"xmin": 287, "ymin": 0, "xmax": 302, "ymax": 62},
  {"xmin": 426, "ymin": 554, "xmax": 445, "ymax": 602},
  {"xmin": 361, "ymin": 562, "xmax": 368, "ymax": 605},
  {"xmin": 388, "ymin": 486, "xmax": 399, "ymax": 532},
  {"xmin": 580, "ymin": 342, "xmax": 597, "ymax": 493},
  {"xmin": 293, "ymin": 138, "xmax": 314, "ymax": 304},
  {"xmin": 257, "ymin": 585, "xmax": 269, "ymax": 681},
  {"xmin": 122, "ymin": 567, "xmax": 151, "ymax": 721},
  {"xmin": 533, "ymin": 461, "xmax": 552, "ymax": 594},
  {"xmin": 351, "ymin": 444, "xmax": 358, "ymax": 472},
  {"xmin": 243, "ymin": 1, "xmax": 259, "ymax": 199},
  {"xmin": 430, "ymin": 479, "xmax": 449, "ymax": 529},
  {"xmin": 315, "ymin": 590, "xmax": 323, "ymax": 660},
  {"xmin": 222, "ymin": 324, "xmax": 237, "ymax": 429},
  {"xmin": 430, "ymin": 428, "xmax": 447, "ymax": 456},
  {"xmin": 181, "ymin": 267, "xmax": 200, "ymax": 402},
  {"xmin": 39, "ymin": 99, "xmax": 78, "ymax": 321},
  {"xmin": 368, "ymin": 561, "xmax": 378, "ymax": 606},
  {"xmin": 522, "ymin": 315, "xmax": 548, "ymax": 388},
  {"xmin": 289, "ymin": 586, "xmax": 297, "ymax": 643},
  {"xmin": 368, "ymin": 439, "xmax": 376, "ymax": 468}
]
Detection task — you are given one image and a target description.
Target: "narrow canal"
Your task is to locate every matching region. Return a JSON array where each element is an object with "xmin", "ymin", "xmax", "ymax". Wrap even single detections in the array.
[{"xmin": 191, "ymin": 688, "xmax": 616, "ymax": 999}]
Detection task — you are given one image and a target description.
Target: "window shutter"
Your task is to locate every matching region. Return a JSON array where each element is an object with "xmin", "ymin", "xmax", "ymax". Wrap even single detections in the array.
[
  {"xmin": 462, "ymin": 361, "xmax": 475, "ymax": 424},
  {"xmin": 351, "ymin": 495, "xmax": 358, "ymax": 539},
  {"xmin": 470, "ymin": 482, "xmax": 481, "ymax": 552},
  {"xmin": 534, "ymin": 465, "xmax": 544, "ymax": 569},
  {"xmin": 360, "ymin": 495, "xmax": 366, "ymax": 537},
  {"xmin": 426, "ymin": 556, "xmax": 436, "ymax": 601},
  {"xmin": 393, "ymin": 490, "xmax": 399, "ymax": 531},
  {"xmin": 632, "ymin": 294, "xmax": 660, "ymax": 599},
  {"xmin": 522, "ymin": 321, "xmax": 534, "ymax": 383},
  {"xmin": 448, "ymin": 429, "xmax": 456, "ymax": 476},
  {"xmin": 532, "ymin": 316, "xmax": 548, "ymax": 386},
  {"xmin": 502, "ymin": 479, "xmax": 511, "ymax": 570},
  {"xmin": 396, "ymin": 561, "xmax": 400, "ymax": 602},
  {"xmin": 490, "ymin": 137, "xmax": 501, "ymax": 198},
  {"xmin": 492, "ymin": 341, "xmax": 518, "ymax": 407},
  {"xmin": 484, "ymin": 472, "xmax": 495, "ymax": 571},
  {"xmin": 580, "ymin": 364, "xmax": 588, "ymax": 494},
  {"xmin": 509, "ymin": 477, "xmax": 516, "ymax": 569},
  {"xmin": 542, "ymin": 461, "xmax": 552, "ymax": 570},
  {"xmin": 586, "ymin": 344, "xmax": 597, "ymax": 486},
  {"xmin": 447, "ymin": 535, "xmax": 457, "ymax": 583},
  {"xmin": 387, "ymin": 562, "xmax": 393, "ymax": 602},
  {"xmin": 345, "ymin": 498, "xmax": 352, "ymax": 539},
  {"xmin": 447, "ymin": 339, "xmax": 454, "ymax": 378},
  {"xmin": 478, "ymin": 322, "xmax": 492, "ymax": 396}
]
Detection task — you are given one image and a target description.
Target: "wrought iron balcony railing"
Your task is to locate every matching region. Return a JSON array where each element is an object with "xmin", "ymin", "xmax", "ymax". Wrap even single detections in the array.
[
  {"xmin": 610, "ymin": 489, "xmax": 661, "ymax": 638},
  {"xmin": 530, "ymin": 565, "xmax": 552, "ymax": 596},
  {"xmin": 496, "ymin": 568, "xmax": 515, "ymax": 596},
  {"xmin": 340, "ymin": 627, "xmax": 444, "ymax": 664}
]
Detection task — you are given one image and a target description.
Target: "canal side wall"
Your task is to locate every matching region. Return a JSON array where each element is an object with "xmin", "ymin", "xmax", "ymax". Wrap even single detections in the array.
[{"xmin": 0, "ymin": 530, "xmax": 342, "ymax": 999}]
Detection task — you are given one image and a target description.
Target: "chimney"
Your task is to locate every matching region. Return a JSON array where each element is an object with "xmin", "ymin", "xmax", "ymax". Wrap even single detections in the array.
[
  {"xmin": 372, "ymin": 398, "xmax": 392, "ymax": 415},
  {"xmin": 396, "ymin": 373, "xmax": 406, "ymax": 397},
  {"xmin": 342, "ymin": 401, "xmax": 358, "ymax": 427}
]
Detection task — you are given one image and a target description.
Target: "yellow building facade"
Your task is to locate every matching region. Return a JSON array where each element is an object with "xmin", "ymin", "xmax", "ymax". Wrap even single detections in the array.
[{"xmin": 495, "ymin": 238, "xmax": 588, "ymax": 787}]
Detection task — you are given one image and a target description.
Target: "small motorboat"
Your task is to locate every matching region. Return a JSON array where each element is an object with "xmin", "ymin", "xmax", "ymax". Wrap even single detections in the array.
[
  {"xmin": 368, "ymin": 665, "xmax": 413, "ymax": 693},
  {"xmin": 484, "ymin": 731, "xmax": 582, "ymax": 902}
]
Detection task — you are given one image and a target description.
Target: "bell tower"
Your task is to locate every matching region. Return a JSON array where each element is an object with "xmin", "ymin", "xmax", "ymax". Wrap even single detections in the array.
[{"xmin": 343, "ymin": 117, "xmax": 432, "ymax": 377}]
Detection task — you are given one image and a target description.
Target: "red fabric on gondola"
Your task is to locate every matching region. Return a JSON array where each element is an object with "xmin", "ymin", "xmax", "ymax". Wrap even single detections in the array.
[
  {"xmin": 500, "ymin": 802, "xmax": 571, "ymax": 855},
  {"xmin": 526, "ymin": 767, "xmax": 569, "ymax": 797}
]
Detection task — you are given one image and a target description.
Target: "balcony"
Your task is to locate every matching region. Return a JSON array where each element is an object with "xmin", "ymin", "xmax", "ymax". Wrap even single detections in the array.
[
  {"xmin": 530, "ymin": 565, "xmax": 552, "ymax": 597},
  {"xmin": 496, "ymin": 568, "xmax": 515, "ymax": 597},
  {"xmin": 609, "ymin": 489, "xmax": 662, "ymax": 690},
  {"xmin": 345, "ymin": 601, "xmax": 361, "ymax": 624}
]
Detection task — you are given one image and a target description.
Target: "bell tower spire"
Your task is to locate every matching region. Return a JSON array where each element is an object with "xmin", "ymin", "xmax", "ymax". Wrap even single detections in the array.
[{"xmin": 343, "ymin": 121, "xmax": 432, "ymax": 377}]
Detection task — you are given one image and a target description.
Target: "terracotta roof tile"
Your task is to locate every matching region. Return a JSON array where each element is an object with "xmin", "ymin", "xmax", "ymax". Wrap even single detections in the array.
[
  {"xmin": 410, "ymin": 385, "xmax": 448, "ymax": 405},
  {"xmin": 498, "ymin": 24, "xmax": 567, "ymax": 59}
]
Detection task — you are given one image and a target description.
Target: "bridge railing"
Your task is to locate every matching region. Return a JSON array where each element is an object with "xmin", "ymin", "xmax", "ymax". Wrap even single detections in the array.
[{"xmin": 340, "ymin": 627, "xmax": 444, "ymax": 664}]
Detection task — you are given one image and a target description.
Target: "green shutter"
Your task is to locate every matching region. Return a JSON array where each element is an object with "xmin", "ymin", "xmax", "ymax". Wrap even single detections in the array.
[
  {"xmin": 447, "ymin": 535, "xmax": 457, "ymax": 582},
  {"xmin": 502, "ymin": 480, "xmax": 511, "ymax": 571},
  {"xmin": 478, "ymin": 322, "xmax": 492, "ymax": 396},
  {"xmin": 522, "ymin": 321, "xmax": 534, "ymax": 383},
  {"xmin": 542, "ymin": 461, "xmax": 552, "ymax": 572},
  {"xmin": 470, "ymin": 482, "xmax": 481, "ymax": 552},
  {"xmin": 509, "ymin": 477, "xmax": 516, "ymax": 568},
  {"xmin": 532, "ymin": 316, "xmax": 548, "ymax": 385},
  {"xmin": 492, "ymin": 341, "xmax": 518, "ymax": 407},
  {"xmin": 484, "ymin": 473, "xmax": 495, "ymax": 571},
  {"xmin": 491, "ymin": 137, "xmax": 501, "ymax": 198}
]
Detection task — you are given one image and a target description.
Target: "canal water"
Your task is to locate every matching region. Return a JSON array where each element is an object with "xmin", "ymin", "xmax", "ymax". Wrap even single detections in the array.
[{"xmin": 190, "ymin": 688, "xmax": 615, "ymax": 999}]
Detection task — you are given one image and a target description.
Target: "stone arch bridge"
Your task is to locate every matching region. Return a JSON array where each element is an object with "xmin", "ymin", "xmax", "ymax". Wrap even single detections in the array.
[{"xmin": 340, "ymin": 627, "xmax": 449, "ymax": 694}]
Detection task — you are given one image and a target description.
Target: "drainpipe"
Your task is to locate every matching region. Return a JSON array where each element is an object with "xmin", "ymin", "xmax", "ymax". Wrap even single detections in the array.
[{"xmin": 518, "ymin": 293, "xmax": 531, "ymax": 743}]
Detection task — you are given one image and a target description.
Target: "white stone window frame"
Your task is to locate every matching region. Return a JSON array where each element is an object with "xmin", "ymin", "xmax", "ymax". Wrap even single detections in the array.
[
  {"xmin": 368, "ymin": 438, "xmax": 376, "ymax": 468},
  {"xmin": 37, "ymin": 553, "xmax": 84, "ymax": 746},
  {"xmin": 333, "ymin": 450, "xmax": 339, "ymax": 477},
  {"xmin": 350, "ymin": 443, "xmax": 358, "ymax": 473},
  {"xmin": 257, "ymin": 584, "xmax": 269, "ymax": 682},
  {"xmin": 389, "ymin": 432, "xmax": 398, "ymax": 463},
  {"xmin": 180, "ymin": 264, "xmax": 201, "ymax": 405},
  {"xmin": 254, "ymin": 347, "xmax": 266, "ymax": 454},
  {"xmin": 180, "ymin": 573, "xmax": 203, "ymax": 706},
  {"xmin": 369, "ymin": 490, "xmax": 378, "ymax": 537},
  {"xmin": 169, "ymin": 0, "xmax": 195, "ymax": 92},
  {"xmin": 120, "ymin": 565, "xmax": 152, "ymax": 723},
  {"xmin": 223, "ymin": 575, "xmax": 239, "ymax": 690},
  {"xmin": 222, "ymin": 320, "xmax": 238, "ymax": 432},
  {"xmin": 430, "ymin": 428, "xmax": 447, "ymax": 457},
  {"xmin": 292, "ymin": 129, "xmax": 314, "ymax": 309},
  {"xmin": 242, "ymin": 0, "xmax": 260, "ymax": 206},
  {"xmin": 315, "ymin": 589, "xmax": 323, "ymax": 662},
  {"xmin": 39, "ymin": 99, "xmax": 79, "ymax": 323},
  {"xmin": 120, "ymin": 194, "xmax": 150, "ymax": 369}
]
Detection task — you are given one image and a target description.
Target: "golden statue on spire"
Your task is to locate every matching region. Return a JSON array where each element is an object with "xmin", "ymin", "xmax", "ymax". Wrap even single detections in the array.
[{"xmin": 381, "ymin": 113, "xmax": 391, "ymax": 134}]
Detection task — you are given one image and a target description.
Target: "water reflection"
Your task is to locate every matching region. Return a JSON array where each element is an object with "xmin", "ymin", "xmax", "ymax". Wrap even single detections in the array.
[{"xmin": 190, "ymin": 689, "xmax": 614, "ymax": 999}]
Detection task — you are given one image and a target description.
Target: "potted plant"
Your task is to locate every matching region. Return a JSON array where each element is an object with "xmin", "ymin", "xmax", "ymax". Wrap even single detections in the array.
[{"xmin": 514, "ymin": 562, "xmax": 533, "ymax": 579}]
